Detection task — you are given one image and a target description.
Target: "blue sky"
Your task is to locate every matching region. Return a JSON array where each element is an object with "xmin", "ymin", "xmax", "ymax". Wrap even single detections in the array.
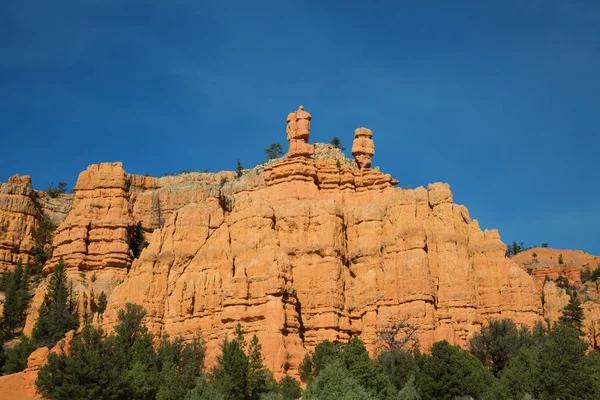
[{"xmin": 1, "ymin": 1, "xmax": 599, "ymax": 254}]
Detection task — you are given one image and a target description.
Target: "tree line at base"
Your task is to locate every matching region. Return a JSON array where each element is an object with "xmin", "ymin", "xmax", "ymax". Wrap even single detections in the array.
[{"xmin": 26, "ymin": 297, "xmax": 600, "ymax": 399}]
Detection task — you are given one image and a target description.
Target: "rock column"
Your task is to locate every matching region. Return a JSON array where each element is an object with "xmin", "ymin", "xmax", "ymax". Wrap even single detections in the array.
[
  {"xmin": 351, "ymin": 127, "xmax": 375, "ymax": 169},
  {"xmin": 286, "ymin": 106, "xmax": 314, "ymax": 157}
]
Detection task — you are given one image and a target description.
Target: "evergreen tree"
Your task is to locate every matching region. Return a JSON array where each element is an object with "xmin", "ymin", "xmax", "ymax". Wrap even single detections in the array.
[
  {"xmin": 156, "ymin": 334, "xmax": 206, "ymax": 399},
  {"xmin": 555, "ymin": 274, "xmax": 570, "ymax": 289},
  {"xmin": 212, "ymin": 336, "xmax": 249, "ymax": 400},
  {"xmin": 312, "ymin": 340, "xmax": 339, "ymax": 377},
  {"xmin": 36, "ymin": 324, "xmax": 129, "ymax": 399},
  {"xmin": 129, "ymin": 221, "xmax": 147, "ymax": 259},
  {"xmin": 247, "ymin": 335, "xmax": 272, "ymax": 399},
  {"xmin": 536, "ymin": 324, "xmax": 595, "ymax": 399},
  {"xmin": 416, "ymin": 340, "xmax": 494, "ymax": 400},
  {"xmin": 469, "ymin": 319, "xmax": 522, "ymax": 375},
  {"xmin": 299, "ymin": 353, "xmax": 314, "ymax": 383},
  {"xmin": 498, "ymin": 346, "xmax": 541, "ymax": 399},
  {"xmin": 97, "ymin": 291, "xmax": 107, "ymax": 314},
  {"xmin": 31, "ymin": 213, "xmax": 57, "ymax": 272},
  {"xmin": 114, "ymin": 303, "xmax": 149, "ymax": 364},
  {"xmin": 0, "ymin": 337, "xmax": 5, "ymax": 373},
  {"xmin": 339, "ymin": 336, "xmax": 396, "ymax": 399},
  {"xmin": 559, "ymin": 291, "xmax": 585, "ymax": 331},
  {"xmin": 31, "ymin": 257, "xmax": 78, "ymax": 348},
  {"xmin": 35, "ymin": 303, "xmax": 206, "ymax": 399},
  {"xmin": 397, "ymin": 375, "xmax": 421, "ymax": 400},
  {"xmin": 330, "ymin": 137, "xmax": 346, "ymax": 151},
  {"xmin": 588, "ymin": 350, "xmax": 600, "ymax": 397},
  {"xmin": 303, "ymin": 359, "xmax": 373, "ymax": 400},
  {"xmin": 3, "ymin": 335, "xmax": 35, "ymax": 374},
  {"xmin": 236, "ymin": 160, "xmax": 244, "ymax": 178},
  {"xmin": 279, "ymin": 375, "xmax": 302, "ymax": 400},
  {"xmin": 185, "ymin": 376, "xmax": 226, "ymax": 400},
  {"xmin": 265, "ymin": 143, "xmax": 283, "ymax": 160},
  {"xmin": 377, "ymin": 347, "xmax": 419, "ymax": 391},
  {"xmin": 1, "ymin": 259, "xmax": 30, "ymax": 337}
]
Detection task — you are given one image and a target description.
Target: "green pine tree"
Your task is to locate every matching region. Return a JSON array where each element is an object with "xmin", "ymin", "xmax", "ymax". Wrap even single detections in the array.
[
  {"xmin": 97, "ymin": 291, "xmax": 107, "ymax": 315},
  {"xmin": 416, "ymin": 340, "xmax": 495, "ymax": 400},
  {"xmin": 330, "ymin": 137, "xmax": 345, "ymax": 151},
  {"xmin": 36, "ymin": 324, "xmax": 129, "ymax": 399},
  {"xmin": 3, "ymin": 335, "xmax": 35, "ymax": 374},
  {"xmin": 312, "ymin": 340, "xmax": 339, "ymax": 377},
  {"xmin": 339, "ymin": 335, "xmax": 396, "ymax": 399},
  {"xmin": 31, "ymin": 213, "xmax": 57, "ymax": 273},
  {"xmin": 31, "ymin": 257, "xmax": 79, "ymax": 348},
  {"xmin": 212, "ymin": 336, "xmax": 249, "ymax": 400},
  {"xmin": 1, "ymin": 259, "xmax": 30, "ymax": 337},
  {"xmin": 299, "ymin": 353, "xmax": 314, "ymax": 383},
  {"xmin": 469, "ymin": 319, "xmax": 522, "ymax": 375},
  {"xmin": 397, "ymin": 375, "xmax": 421, "ymax": 400},
  {"xmin": 279, "ymin": 375, "xmax": 302, "ymax": 400},
  {"xmin": 559, "ymin": 291, "xmax": 585, "ymax": 331},
  {"xmin": 536, "ymin": 324, "xmax": 595, "ymax": 399},
  {"xmin": 265, "ymin": 143, "xmax": 283, "ymax": 160},
  {"xmin": 303, "ymin": 359, "xmax": 372, "ymax": 400},
  {"xmin": 247, "ymin": 335, "xmax": 271, "ymax": 399},
  {"xmin": 129, "ymin": 221, "xmax": 147, "ymax": 259}
]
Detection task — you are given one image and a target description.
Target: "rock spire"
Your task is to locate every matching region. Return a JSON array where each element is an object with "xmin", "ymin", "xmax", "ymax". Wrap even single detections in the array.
[
  {"xmin": 352, "ymin": 127, "xmax": 375, "ymax": 169},
  {"xmin": 286, "ymin": 105, "xmax": 314, "ymax": 157}
]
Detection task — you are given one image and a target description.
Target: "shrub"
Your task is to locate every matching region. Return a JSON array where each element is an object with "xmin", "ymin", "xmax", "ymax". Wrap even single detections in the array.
[
  {"xmin": 265, "ymin": 144, "xmax": 283, "ymax": 160},
  {"xmin": 46, "ymin": 182, "xmax": 67, "ymax": 198},
  {"xmin": 330, "ymin": 137, "xmax": 346, "ymax": 151}
]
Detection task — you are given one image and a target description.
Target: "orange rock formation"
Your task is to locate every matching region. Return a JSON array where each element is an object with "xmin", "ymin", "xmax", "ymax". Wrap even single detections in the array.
[
  {"xmin": 0, "ymin": 175, "xmax": 38, "ymax": 272},
  {"xmin": 3, "ymin": 106, "xmax": 571, "ymax": 381},
  {"xmin": 0, "ymin": 175, "xmax": 72, "ymax": 272}
]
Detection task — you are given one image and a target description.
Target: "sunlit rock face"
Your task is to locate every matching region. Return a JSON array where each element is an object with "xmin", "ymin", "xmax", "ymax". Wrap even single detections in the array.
[{"xmin": 11, "ymin": 107, "xmax": 544, "ymax": 379}]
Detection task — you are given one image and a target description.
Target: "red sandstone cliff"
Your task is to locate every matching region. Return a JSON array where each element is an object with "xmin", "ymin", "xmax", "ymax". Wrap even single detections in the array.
[{"xmin": 5, "ymin": 106, "xmax": 596, "ymax": 382}]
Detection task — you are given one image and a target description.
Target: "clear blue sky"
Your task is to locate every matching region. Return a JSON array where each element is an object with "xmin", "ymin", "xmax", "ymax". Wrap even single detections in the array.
[{"xmin": 1, "ymin": 1, "xmax": 599, "ymax": 254}]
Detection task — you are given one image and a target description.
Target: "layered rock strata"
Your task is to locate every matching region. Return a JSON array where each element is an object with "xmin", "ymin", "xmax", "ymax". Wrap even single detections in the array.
[
  {"xmin": 11, "ymin": 107, "xmax": 546, "ymax": 380},
  {"xmin": 0, "ymin": 175, "xmax": 39, "ymax": 272}
]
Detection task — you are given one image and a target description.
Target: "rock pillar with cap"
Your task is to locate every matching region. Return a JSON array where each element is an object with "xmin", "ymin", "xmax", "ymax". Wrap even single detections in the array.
[
  {"xmin": 286, "ymin": 105, "xmax": 314, "ymax": 158},
  {"xmin": 352, "ymin": 127, "xmax": 375, "ymax": 169}
]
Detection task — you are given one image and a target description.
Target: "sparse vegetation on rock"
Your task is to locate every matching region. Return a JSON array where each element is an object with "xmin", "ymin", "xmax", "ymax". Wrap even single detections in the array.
[
  {"xmin": 129, "ymin": 221, "xmax": 148, "ymax": 260},
  {"xmin": 46, "ymin": 182, "xmax": 67, "ymax": 198},
  {"xmin": 265, "ymin": 143, "xmax": 283, "ymax": 160}
]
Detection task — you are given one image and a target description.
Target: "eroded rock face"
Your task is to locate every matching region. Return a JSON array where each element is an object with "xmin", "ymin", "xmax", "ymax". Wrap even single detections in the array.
[
  {"xmin": 101, "ymin": 173, "xmax": 542, "ymax": 378},
  {"xmin": 10, "ymin": 109, "xmax": 549, "ymax": 381},
  {"xmin": 0, "ymin": 175, "xmax": 39, "ymax": 272},
  {"xmin": 24, "ymin": 163, "xmax": 134, "ymax": 334}
]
